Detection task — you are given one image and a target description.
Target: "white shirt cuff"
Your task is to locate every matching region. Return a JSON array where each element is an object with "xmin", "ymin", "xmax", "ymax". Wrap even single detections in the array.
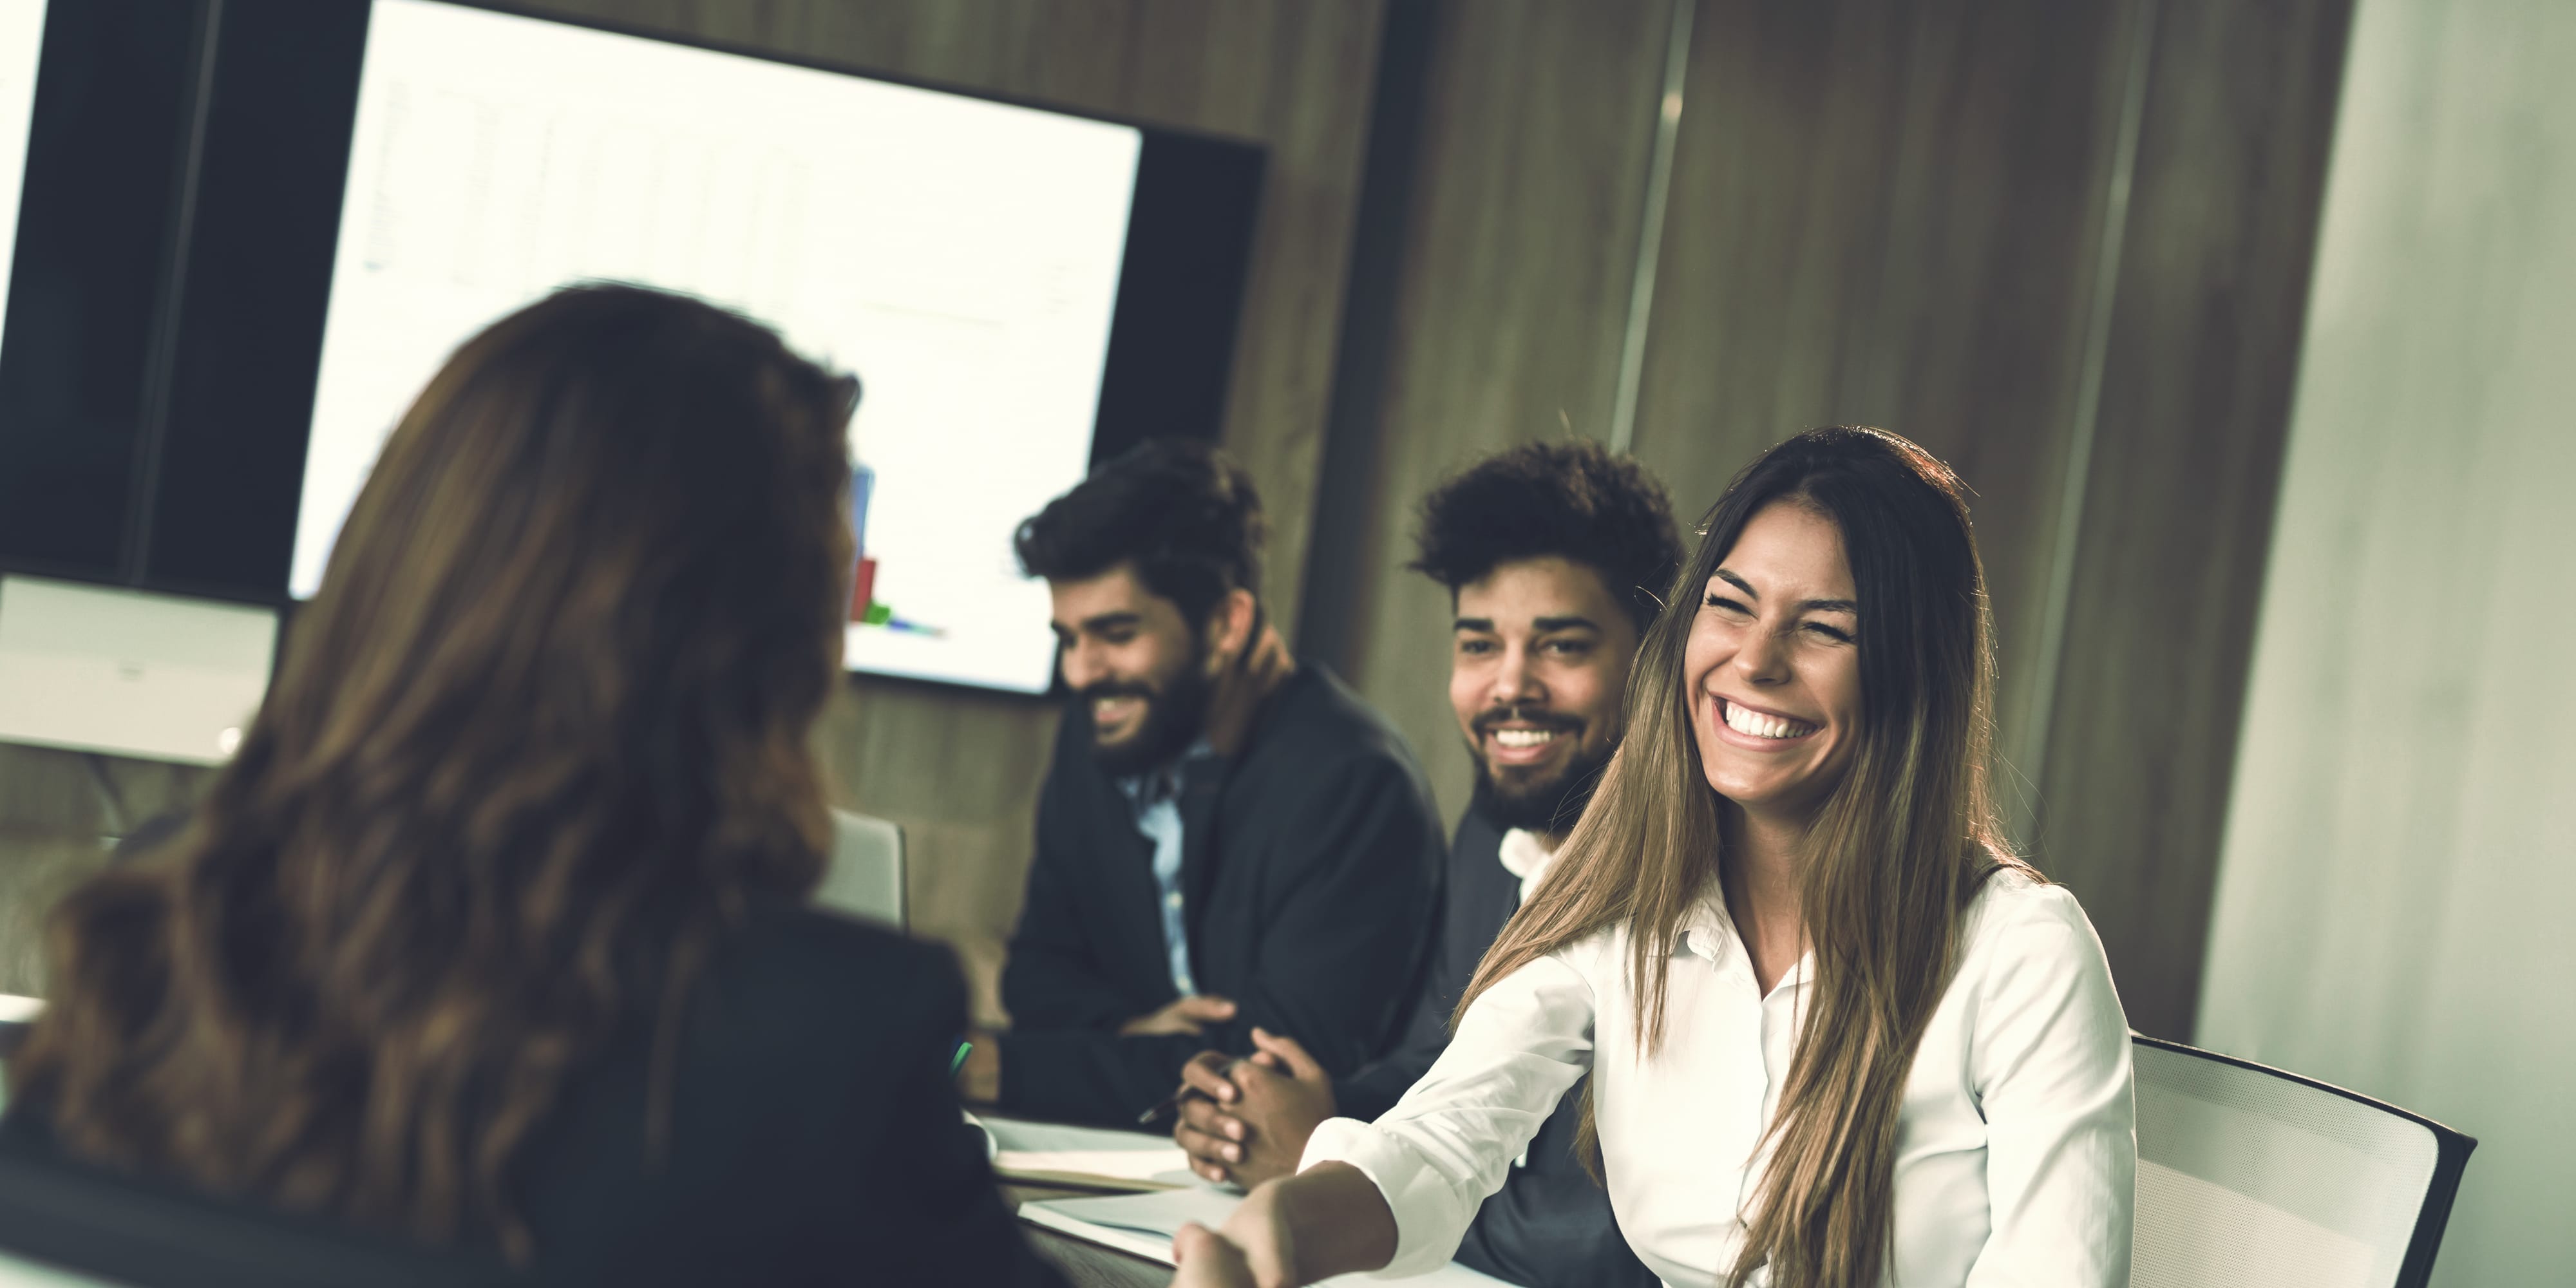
[{"xmin": 1299, "ymin": 1117, "xmax": 1474, "ymax": 1279}]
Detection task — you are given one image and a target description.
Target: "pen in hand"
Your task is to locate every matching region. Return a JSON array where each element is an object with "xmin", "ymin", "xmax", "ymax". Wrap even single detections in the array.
[{"xmin": 1136, "ymin": 1055, "xmax": 1242, "ymax": 1126}]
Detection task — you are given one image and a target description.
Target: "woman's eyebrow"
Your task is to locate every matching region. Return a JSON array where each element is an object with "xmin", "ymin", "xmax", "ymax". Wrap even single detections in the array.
[{"xmin": 1716, "ymin": 569, "xmax": 1856, "ymax": 614}]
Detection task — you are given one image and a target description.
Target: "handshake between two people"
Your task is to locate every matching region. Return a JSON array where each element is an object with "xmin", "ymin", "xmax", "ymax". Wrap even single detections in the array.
[{"xmin": 1166, "ymin": 1026, "xmax": 1338, "ymax": 1189}]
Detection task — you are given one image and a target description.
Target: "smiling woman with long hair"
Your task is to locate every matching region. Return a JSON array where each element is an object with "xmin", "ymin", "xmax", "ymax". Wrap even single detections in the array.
[
  {"xmin": 1173, "ymin": 428, "xmax": 2134, "ymax": 1288},
  {"xmin": 0, "ymin": 285, "xmax": 1064, "ymax": 1286}
]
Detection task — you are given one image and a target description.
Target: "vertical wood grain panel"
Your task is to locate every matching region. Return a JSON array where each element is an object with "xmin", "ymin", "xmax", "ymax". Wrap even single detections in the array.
[
  {"xmin": 2034, "ymin": 0, "xmax": 2352, "ymax": 1037},
  {"xmin": 1631, "ymin": 0, "xmax": 2132, "ymax": 808},
  {"xmin": 1299, "ymin": 0, "xmax": 1673, "ymax": 819}
]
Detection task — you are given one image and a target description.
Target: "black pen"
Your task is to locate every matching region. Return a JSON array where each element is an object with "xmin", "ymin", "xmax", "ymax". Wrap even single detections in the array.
[
  {"xmin": 1135, "ymin": 1056, "xmax": 1242, "ymax": 1126},
  {"xmin": 1135, "ymin": 1090, "xmax": 1193, "ymax": 1127}
]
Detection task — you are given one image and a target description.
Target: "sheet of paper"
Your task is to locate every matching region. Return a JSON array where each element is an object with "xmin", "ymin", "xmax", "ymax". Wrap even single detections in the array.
[
  {"xmin": 1023, "ymin": 1189, "xmax": 1517, "ymax": 1285},
  {"xmin": 998, "ymin": 1149, "xmax": 1193, "ymax": 1186},
  {"xmin": 974, "ymin": 1114, "xmax": 1175, "ymax": 1155},
  {"xmin": 969, "ymin": 1112, "xmax": 1195, "ymax": 1189}
]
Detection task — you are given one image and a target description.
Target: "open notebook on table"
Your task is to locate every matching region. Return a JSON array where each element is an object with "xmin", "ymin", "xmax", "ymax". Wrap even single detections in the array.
[
  {"xmin": 1020, "ymin": 1188, "xmax": 1512, "ymax": 1285},
  {"xmin": 969, "ymin": 1112, "xmax": 1196, "ymax": 1191}
]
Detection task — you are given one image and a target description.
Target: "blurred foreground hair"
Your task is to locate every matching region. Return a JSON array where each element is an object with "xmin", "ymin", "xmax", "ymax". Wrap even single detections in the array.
[
  {"xmin": 12, "ymin": 285, "xmax": 857, "ymax": 1262},
  {"xmin": 1462, "ymin": 426, "xmax": 2031, "ymax": 1288}
]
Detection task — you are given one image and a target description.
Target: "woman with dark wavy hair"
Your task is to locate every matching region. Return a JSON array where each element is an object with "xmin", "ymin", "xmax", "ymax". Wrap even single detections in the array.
[
  {"xmin": 1173, "ymin": 428, "xmax": 2134, "ymax": 1288},
  {"xmin": 1, "ymin": 285, "xmax": 1064, "ymax": 1286}
]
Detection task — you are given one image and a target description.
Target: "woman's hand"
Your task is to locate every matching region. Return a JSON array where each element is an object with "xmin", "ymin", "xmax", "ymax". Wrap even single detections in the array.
[
  {"xmin": 1233, "ymin": 1181, "xmax": 1311, "ymax": 1287},
  {"xmin": 1170, "ymin": 1223, "xmax": 1258, "ymax": 1288},
  {"xmin": 1171, "ymin": 1164, "xmax": 1396, "ymax": 1288}
]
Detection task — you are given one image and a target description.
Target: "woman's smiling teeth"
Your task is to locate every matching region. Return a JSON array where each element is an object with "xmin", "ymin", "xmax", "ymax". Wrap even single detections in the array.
[
  {"xmin": 1492, "ymin": 728, "xmax": 1561, "ymax": 749},
  {"xmin": 1721, "ymin": 698, "xmax": 1816, "ymax": 740}
]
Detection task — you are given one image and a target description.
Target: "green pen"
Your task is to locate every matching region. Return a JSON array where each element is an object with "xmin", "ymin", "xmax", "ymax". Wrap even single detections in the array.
[{"xmin": 951, "ymin": 1039, "xmax": 973, "ymax": 1077}]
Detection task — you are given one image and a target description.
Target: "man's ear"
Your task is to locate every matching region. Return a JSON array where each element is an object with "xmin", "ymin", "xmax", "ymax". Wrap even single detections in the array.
[{"xmin": 1206, "ymin": 587, "xmax": 1258, "ymax": 667}]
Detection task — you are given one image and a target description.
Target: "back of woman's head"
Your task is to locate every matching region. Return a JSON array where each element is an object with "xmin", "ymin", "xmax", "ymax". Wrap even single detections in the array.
[{"xmin": 12, "ymin": 284, "xmax": 856, "ymax": 1260}]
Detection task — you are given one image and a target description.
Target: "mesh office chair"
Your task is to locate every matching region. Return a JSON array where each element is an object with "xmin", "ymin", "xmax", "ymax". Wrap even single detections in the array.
[
  {"xmin": 2131, "ymin": 1033, "xmax": 2474, "ymax": 1288},
  {"xmin": 815, "ymin": 808, "xmax": 907, "ymax": 930}
]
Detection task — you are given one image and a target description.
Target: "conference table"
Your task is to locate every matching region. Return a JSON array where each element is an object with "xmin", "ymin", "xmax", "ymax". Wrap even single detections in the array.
[{"xmin": 1008, "ymin": 1182, "xmax": 1170, "ymax": 1288}]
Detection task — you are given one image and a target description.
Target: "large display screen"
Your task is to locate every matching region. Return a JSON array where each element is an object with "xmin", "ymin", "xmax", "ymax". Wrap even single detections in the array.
[
  {"xmin": 294, "ymin": 0, "xmax": 1143, "ymax": 694},
  {"xmin": 0, "ymin": 1, "xmax": 48, "ymax": 351}
]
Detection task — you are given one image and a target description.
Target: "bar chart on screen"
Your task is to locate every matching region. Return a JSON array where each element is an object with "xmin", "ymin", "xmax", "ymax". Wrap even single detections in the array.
[{"xmin": 294, "ymin": 0, "xmax": 1142, "ymax": 692}]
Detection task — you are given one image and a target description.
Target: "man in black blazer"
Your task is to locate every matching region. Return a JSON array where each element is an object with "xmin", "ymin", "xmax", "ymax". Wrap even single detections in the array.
[
  {"xmin": 1170, "ymin": 441, "xmax": 1683, "ymax": 1288},
  {"xmin": 958, "ymin": 440, "xmax": 1444, "ymax": 1126}
]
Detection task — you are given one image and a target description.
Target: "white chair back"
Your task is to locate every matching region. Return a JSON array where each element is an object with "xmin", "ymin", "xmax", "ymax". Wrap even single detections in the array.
[
  {"xmin": 0, "ymin": 996, "xmax": 39, "ymax": 1117},
  {"xmin": 2130, "ymin": 1034, "xmax": 2472, "ymax": 1288},
  {"xmin": 815, "ymin": 810, "xmax": 905, "ymax": 930},
  {"xmin": 0, "ymin": 1249, "xmax": 118, "ymax": 1287}
]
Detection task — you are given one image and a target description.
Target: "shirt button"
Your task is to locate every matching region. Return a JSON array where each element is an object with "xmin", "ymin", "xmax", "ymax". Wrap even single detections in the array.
[{"xmin": 1166, "ymin": 893, "xmax": 1183, "ymax": 908}]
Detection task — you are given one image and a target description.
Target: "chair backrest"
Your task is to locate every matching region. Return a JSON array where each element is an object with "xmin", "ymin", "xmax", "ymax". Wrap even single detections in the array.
[
  {"xmin": 0, "ymin": 1247, "xmax": 120, "ymax": 1287},
  {"xmin": 2130, "ymin": 1034, "xmax": 2474, "ymax": 1288},
  {"xmin": 0, "ymin": 996, "xmax": 39, "ymax": 1115},
  {"xmin": 0, "ymin": 997, "xmax": 37, "ymax": 1061},
  {"xmin": 814, "ymin": 809, "xmax": 905, "ymax": 930}
]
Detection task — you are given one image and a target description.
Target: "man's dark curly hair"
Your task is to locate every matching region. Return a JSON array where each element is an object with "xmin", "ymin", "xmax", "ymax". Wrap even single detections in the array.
[
  {"xmin": 1410, "ymin": 439, "xmax": 1683, "ymax": 633},
  {"xmin": 1014, "ymin": 439, "xmax": 1265, "ymax": 629}
]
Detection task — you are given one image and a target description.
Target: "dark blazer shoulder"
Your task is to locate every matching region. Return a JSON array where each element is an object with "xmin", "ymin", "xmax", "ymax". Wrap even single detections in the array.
[
  {"xmin": 694, "ymin": 902, "xmax": 966, "ymax": 1068},
  {"xmin": 1242, "ymin": 665, "xmax": 1428, "ymax": 782}
]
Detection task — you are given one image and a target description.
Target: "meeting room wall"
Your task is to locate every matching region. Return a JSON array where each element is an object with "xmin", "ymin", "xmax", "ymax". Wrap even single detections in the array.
[
  {"xmin": 0, "ymin": 0, "xmax": 2353, "ymax": 1044},
  {"xmin": 1299, "ymin": 0, "xmax": 2354, "ymax": 1039},
  {"xmin": 351, "ymin": 0, "xmax": 1398, "ymax": 1026},
  {"xmin": 2198, "ymin": 0, "xmax": 2576, "ymax": 1280},
  {"xmin": 0, "ymin": 0, "xmax": 1392, "ymax": 1018}
]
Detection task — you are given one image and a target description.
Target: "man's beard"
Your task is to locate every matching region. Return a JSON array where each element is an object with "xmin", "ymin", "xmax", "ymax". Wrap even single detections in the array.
[
  {"xmin": 1078, "ymin": 636, "xmax": 1216, "ymax": 779},
  {"xmin": 1466, "ymin": 706, "xmax": 1615, "ymax": 835}
]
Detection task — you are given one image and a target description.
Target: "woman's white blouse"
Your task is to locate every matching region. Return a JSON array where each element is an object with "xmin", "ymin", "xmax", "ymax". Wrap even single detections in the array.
[{"xmin": 1300, "ymin": 870, "xmax": 2134, "ymax": 1287}]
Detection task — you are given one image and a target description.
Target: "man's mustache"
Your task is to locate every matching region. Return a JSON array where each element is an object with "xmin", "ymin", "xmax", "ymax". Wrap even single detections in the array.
[{"xmin": 1470, "ymin": 705, "xmax": 1582, "ymax": 737}]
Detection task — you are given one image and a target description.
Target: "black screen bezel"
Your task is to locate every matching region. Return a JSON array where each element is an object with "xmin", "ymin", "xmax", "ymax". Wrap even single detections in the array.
[
  {"xmin": 146, "ymin": 0, "xmax": 1267, "ymax": 703},
  {"xmin": 0, "ymin": 0, "xmax": 207, "ymax": 588}
]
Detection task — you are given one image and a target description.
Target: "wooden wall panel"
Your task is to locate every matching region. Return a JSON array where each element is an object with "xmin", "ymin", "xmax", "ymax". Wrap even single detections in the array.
[
  {"xmin": 1631, "ymin": 0, "xmax": 2132, "ymax": 807},
  {"xmin": 1305, "ymin": 0, "xmax": 2351, "ymax": 1042},
  {"xmin": 1298, "ymin": 0, "xmax": 1674, "ymax": 819},
  {"xmin": 2034, "ymin": 0, "xmax": 2354, "ymax": 1037}
]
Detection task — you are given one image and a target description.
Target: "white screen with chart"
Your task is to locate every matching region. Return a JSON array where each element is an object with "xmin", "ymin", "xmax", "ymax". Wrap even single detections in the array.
[
  {"xmin": 298, "ymin": 0, "xmax": 1139, "ymax": 693},
  {"xmin": 0, "ymin": 0, "xmax": 49, "ymax": 352}
]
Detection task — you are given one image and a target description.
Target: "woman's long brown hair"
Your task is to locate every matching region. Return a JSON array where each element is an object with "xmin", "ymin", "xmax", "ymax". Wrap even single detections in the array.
[
  {"xmin": 8, "ymin": 285, "xmax": 857, "ymax": 1262},
  {"xmin": 1461, "ymin": 427, "xmax": 2031, "ymax": 1288}
]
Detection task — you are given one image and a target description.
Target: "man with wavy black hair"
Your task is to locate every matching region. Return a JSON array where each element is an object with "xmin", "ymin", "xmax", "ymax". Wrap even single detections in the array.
[
  {"xmin": 1173, "ymin": 438, "xmax": 1679, "ymax": 1288},
  {"xmin": 963, "ymin": 439, "xmax": 1443, "ymax": 1128}
]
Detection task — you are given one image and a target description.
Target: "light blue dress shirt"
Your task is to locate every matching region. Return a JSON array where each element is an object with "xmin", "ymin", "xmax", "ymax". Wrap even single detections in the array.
[{"xmin": 1118, "ymin": 739, "xmax": 1216, "ymax": 998}]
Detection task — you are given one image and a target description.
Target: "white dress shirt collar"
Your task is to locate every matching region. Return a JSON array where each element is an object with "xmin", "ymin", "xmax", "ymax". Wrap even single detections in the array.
[
  {"xmin": 1494, "ymin": 828, "xmax": 1557, "ymax": 907},
  {"xmin": 1674, "ymin": 880, "xmax": 1814, "ymax": 996}
]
